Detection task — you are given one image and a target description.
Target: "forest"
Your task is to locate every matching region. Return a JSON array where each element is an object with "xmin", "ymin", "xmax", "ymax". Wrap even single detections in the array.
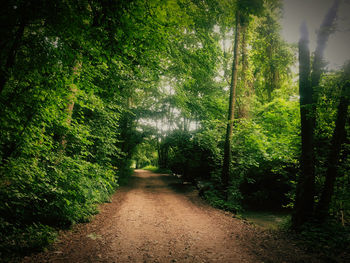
[{"xmin": 0, "ymin": 0, "xmax": 349, "ymax": 261}]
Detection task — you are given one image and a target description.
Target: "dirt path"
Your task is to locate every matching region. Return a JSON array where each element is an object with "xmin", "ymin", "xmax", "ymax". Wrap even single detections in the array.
[{"xmin": 22, "ymin": 170, "xmax": 323, "ymax": 263}]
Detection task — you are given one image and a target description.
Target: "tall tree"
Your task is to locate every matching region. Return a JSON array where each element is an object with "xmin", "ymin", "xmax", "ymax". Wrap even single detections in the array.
[
  {"xmin": 292, "ymin": 0, "xmax": 340, "ymax": 229},
  {"xmin": 310, "ymin": 0, "xmax": 340, "ymax": 107},
  {"xmin": 316, "ymin": 63, "xmax": 350, "ymax": 221},
  {"xmin": 221, "ymin": 10, "xmax": 241, "ymax": 190},
  {"xmin": 292, "ymin": 22, "xmax": 314, "ymax": 229},
  {"xmin": 221, "ymin": 0, "xmax": 264, "ymax": 192},
  {"xmin": 236, "ymin": 24, "xmax": 251, "ymax": 119},
  {"xmin": 250, "ymin": 0, "xmax": 294, "ymax": 103}
]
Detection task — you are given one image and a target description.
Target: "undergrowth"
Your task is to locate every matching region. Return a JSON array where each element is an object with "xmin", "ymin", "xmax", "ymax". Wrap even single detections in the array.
[
  {"xmin": 0, "ymin": 159, "xmax": 122, "ymax": 262},
  {"xmin": 296, "ymin": 220, "xmax": 350, "ymax": 261},
  {"xmin": 0, "ymin": 221, "xmax": 57, "ymax": 262},
  {"xmin": 201, "ymin": 185, "xmax": 242, "ymax": 213}
]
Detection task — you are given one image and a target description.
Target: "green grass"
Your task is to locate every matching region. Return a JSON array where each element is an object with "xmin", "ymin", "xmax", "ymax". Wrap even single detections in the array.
[
  {"xmin": 241, "ymin": 210, "xmax": 290, "ymax": 230},
  {"xmin": 141, "ymin": 165, "xmax": 172, "ymax": 174}
]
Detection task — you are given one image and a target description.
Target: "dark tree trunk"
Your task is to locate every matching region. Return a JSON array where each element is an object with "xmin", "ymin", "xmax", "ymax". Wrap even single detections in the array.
[
  {"xmin": 292, "ymin": 22, "xmax": 315, "ymax": 229},
  {"xmin": 310, "ymin": 0, "xmax": 340, "ymax": 107},
  {"xmin": 222, "ymin": 11, "xmax": 241, "ymax": 190},
  {"xmin": 292, "ymin": 0, "xmax": 340, "ymax": 230},
  {"xmin": 316, "ymin": 65, "xmax": 350, "ymax": 221},
  {"xmin": 157, "ymin": 140, "xmax": 168, "ymax": 169}
]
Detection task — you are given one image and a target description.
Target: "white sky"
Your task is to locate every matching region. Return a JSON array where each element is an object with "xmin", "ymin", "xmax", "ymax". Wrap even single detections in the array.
[{"xmin": 281, "ymin": 0, "xmax": 350, "ymax": 69}]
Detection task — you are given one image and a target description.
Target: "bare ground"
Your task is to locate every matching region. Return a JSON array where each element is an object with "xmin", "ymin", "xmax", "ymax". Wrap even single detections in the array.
[{"xmin": 22, "ymin": 170, "xmax": 326, "ymax": 263}]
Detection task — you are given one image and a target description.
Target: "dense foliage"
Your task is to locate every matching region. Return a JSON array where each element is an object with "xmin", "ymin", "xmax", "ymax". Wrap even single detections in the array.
[{"xmin": 0, "ymin": 0, "xmax": 349, "ymax": 260}]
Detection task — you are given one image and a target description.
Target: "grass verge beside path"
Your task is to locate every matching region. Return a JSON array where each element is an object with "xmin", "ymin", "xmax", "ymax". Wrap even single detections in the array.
[
  {"xmin": 141, "ymin": 165, "xmax": 172, "ymax": 174},
  {"xmin": 242, "ymin": 210, "xmax": 290, "ymax": 230}
]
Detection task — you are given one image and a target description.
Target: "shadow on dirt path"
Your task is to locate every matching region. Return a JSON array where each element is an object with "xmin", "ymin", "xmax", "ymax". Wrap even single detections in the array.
[{"xmin": 22, "ymin": 170, "xmax": 325, "ymax": 263}]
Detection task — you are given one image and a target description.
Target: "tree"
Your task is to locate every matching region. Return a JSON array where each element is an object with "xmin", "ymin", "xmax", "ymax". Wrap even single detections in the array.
[
  {"xmin": 292, "ymin": 22, "xmax": 314, "ymax": 228},
  {"xmin": 316, "ymin": 62, "xmax": 350, "ymax": 221},
  {"xmin": 251, "ymin": 1, "xmax": 294, "ymax": 102},
  {"xmin": 292, "ymin": 0, "xmax": 340, "ymax": 229},
  {"xmin": 221, "ymin": 0, "xmax": 264, "ymax": 194},
  {"xmin": 221, "ymin": 10, "xmax": 242, "ymax": 190}
]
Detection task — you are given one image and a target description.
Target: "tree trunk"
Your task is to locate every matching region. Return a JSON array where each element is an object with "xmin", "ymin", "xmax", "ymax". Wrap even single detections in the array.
[
  {"xmin": 221, "ymin": 11, "xmax": 241, "ymax": 189},
  {"xmin": 310, "ymin": 0, "xmax": 340, "ymax": 108},
  {"xmin": 316, "ymin": 65, "xmax": 350, "ymax": 221},
  {"xmin": 61, "ymin": 61, "xmax": 81, "ymax": 146},
  {"xmin": 292, "ymin": 22, "xmax": 315, "ymax": 229},
  {"xmin": 308, "ymin": 0, "xmax": 340, "ymax": 146},
  {"xmin": 157, "ymin": 140, "xmax": 168, "ymax": 169},
  {"xmin": 56, "ymin": 60, "xmax": 81, "ymax": 163},
  {"xmin": 59, "ymin": 85, "xmax": 78, "ymax": 150},
  {"xmin": 237, "ymin": 24, "xmax": 249, "ymax": 119},
  {"xmin": 292, "ymin": 0, "xmax": 340, "ymax": 229}
]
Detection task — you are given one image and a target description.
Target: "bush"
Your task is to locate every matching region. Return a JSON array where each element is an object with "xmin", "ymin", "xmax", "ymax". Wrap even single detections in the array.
[
  {"xmin": 0, "ymin": 220, "xmax": 57, "ymax": 262},
  {"xmin": 233, "ymin": 99, "xmax": 300, "ymax": 210},
  {"xmin": 297, "ymin": 220, "xmax": 350, "ymax": 261}
]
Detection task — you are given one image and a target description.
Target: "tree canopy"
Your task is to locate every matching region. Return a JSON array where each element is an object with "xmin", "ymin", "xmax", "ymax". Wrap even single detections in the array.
[{"xmin": 0, "ymin": 0, "xmax": 349, "ymax": 260}]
